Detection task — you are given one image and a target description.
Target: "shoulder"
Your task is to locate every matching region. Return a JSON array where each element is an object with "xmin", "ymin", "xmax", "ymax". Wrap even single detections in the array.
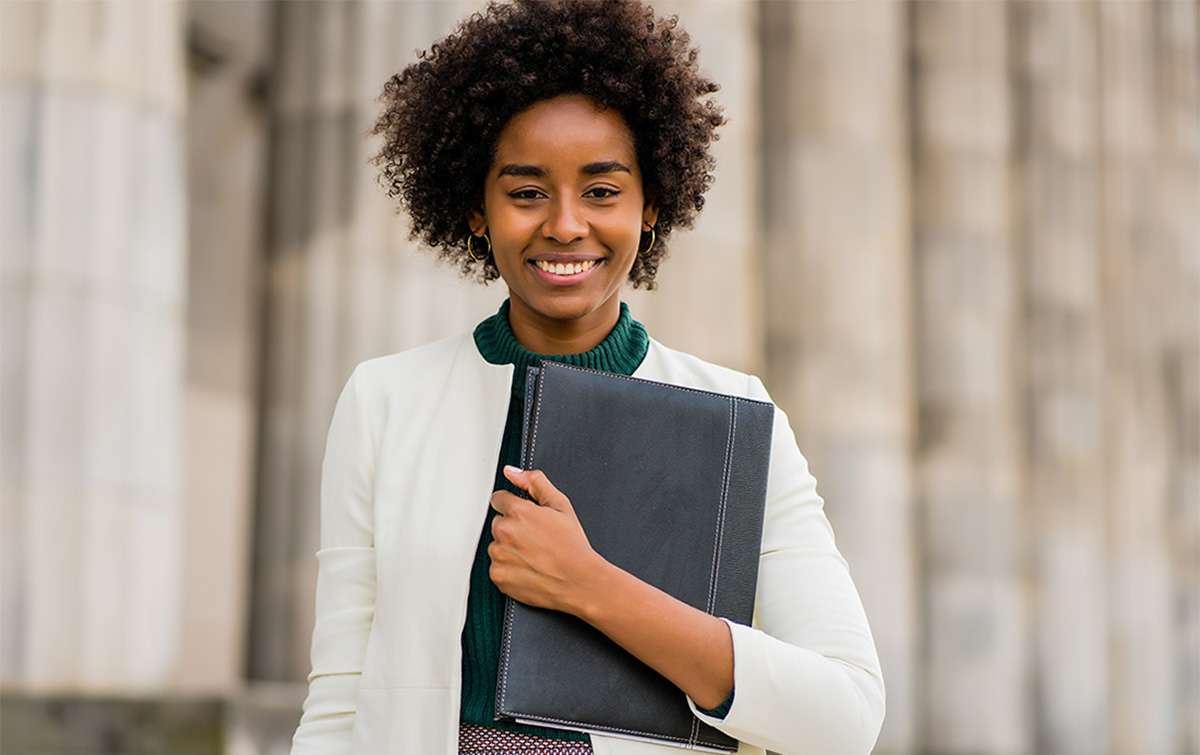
[
  {"xmin": 348, "ymin": 332, "xmax": 479, "ymax": 391},
  {"xmin": 637, "ymin": 338, "xmax": 770, "ymax": 403},
  {"xmin": 335, "ymin": 332, "xmax": 511, "ymax": 419}
]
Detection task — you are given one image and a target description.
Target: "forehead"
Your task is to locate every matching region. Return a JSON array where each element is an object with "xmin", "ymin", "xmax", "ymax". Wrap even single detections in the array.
[{"xmin": 492, "ymin": 95, "xmax": 637, "ymax": 169}]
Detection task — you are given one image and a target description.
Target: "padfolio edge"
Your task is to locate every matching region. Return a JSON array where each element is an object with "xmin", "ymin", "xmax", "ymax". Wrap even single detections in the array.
[{"xmin": 495, "ymin": 362, "xmax": 773, "ymax": 752}]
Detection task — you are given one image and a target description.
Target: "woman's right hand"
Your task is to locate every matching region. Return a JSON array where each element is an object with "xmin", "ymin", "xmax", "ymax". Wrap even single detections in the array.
[
  {"xmin": 489, "ymin": 465, "xmax": 736, "ymax": 711},
  {"xmin": 488, "ymin": 466, "xmax": 608, "ymax": 615}
]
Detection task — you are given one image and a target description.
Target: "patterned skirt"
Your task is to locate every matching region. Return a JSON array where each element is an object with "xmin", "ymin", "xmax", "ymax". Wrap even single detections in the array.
[{"xmin": 458, "ymin": 723, "xmax": 594, "ymax": 755}]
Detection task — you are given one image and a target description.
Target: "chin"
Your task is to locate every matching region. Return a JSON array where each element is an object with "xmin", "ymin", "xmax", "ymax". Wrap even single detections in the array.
[
  {"xmin": 522, "ymin": 290, "xmax": 612, "ymax": 321},
  {"xmin": 535, "ymin": 300, "xmax": 603, "ymax": 323}
]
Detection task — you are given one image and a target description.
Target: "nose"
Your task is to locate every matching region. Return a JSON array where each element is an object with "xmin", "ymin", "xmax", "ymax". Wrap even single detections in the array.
[{"xmin": 542, "ymin": 195, "xmax": 588, "ymax": 244}]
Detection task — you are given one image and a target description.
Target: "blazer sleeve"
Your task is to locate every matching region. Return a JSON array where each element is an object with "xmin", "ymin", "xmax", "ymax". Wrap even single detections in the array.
[
  {"xmin": 291, "ymin": 364, "xmax": 378, "ymax": 755},
  {"xmin": 686, "ymin": 376, "xmax": 885, "ymax": 755}
]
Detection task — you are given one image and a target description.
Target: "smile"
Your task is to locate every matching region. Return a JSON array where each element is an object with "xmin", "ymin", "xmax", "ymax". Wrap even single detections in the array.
[{"xmin": 533, "ymin": 259, "xmax": 599, "ymax": 276}]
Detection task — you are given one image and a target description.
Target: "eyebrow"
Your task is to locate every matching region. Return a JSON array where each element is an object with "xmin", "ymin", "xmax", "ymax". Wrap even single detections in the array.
[
  {"xmin": 496, "ymin": 161, "xmax": 632, "ymax": 178},
  {"xmin": 581, "ymin": 160, "xmax": 632, "ymax": 176},
  {"xmin": 497, "ymin": 164, "xmax": 545, "ymax": 178}
]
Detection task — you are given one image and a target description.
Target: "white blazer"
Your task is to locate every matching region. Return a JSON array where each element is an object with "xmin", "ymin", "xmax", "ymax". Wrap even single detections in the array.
[{"xmin": 290, "ymin": 332, "xmax": 884, "ymax": 755}]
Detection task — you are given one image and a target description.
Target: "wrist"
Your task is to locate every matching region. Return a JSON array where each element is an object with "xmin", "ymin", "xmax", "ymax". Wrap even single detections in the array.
[{"xmin": 567, "ymin": 554, "xmax": 625, "ymax": 622}]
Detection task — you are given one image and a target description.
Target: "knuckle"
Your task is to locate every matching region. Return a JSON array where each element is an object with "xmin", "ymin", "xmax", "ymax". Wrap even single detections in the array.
[{"xmin": 488, "ymin": 543, "xmax": 508, "ymax": 565}]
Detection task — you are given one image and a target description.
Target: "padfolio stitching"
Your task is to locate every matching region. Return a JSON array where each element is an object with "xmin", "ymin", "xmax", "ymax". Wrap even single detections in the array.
[
  {"xmin": 692, "ymin": 398, "xmax": 735, "ymax": 749},
  {"xmin": 527, "ymin": 368, "xmax": 546, "ymax": 471},
  {"xmin": 707, "ymin": 397, "xmax": 736, "ymax": 617},
  {"xmin": 541, "ymin": 362, "xmax": 772, "ymax": 408},
  {"xmin": 498, "ymin": 668, "xmax": 724, "ymax": 748},
  {"xmin": 497, "ymin": 368, "xmax": 549, "ymax": 717},
  {"xmin": 497, "ymin": 599, "xmax": 515, "ymax": 713},
  {"xmin": 513, "ymin": 712, "xmax": 699, "ymax": 746}
]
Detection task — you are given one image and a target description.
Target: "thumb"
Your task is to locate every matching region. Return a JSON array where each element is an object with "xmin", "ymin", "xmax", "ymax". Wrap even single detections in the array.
[{"xmin": 503, "ymin": 465, "xmax": 570, "ymax": 511}]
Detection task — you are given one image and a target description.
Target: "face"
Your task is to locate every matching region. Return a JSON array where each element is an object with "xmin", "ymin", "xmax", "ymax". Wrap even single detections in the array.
[{"xmin": 470, "ymin": 94, "xmax": 658, "ymax": 349}]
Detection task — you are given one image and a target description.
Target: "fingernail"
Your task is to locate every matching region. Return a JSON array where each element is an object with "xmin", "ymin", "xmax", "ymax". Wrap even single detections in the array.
[{"xmin": 504, "ymin": 465, "xmax": 522, "ymax": 474}]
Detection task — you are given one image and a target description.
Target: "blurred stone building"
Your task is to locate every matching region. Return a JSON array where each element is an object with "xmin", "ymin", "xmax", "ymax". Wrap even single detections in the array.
[{"xmin": 1, "ymin": 1, "xmax": 1196, "ymax": 754}]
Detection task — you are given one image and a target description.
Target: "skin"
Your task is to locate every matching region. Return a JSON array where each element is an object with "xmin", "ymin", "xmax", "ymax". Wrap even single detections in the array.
[{"xmin": 472, "ymin": 95, "xmax": 736, "ymax": 711}]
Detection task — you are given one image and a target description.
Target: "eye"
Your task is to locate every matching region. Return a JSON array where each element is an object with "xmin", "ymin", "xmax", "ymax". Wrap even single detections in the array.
[
  {"xmin": 509, "ymin": 188, "xmax": 546, "ymax": 201},
  {"xmin": 585, "ymin": 187, "xmax": 620, "ymax": 200}
]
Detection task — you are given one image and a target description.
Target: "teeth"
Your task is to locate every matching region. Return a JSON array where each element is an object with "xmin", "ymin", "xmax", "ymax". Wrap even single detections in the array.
[{"xmin": 536, "ymin": 259, "xmax": 596, "ymax": 276}]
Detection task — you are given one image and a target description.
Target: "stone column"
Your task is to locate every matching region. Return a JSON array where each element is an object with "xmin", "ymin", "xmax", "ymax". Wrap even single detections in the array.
[
  {"xmin": 759, "ymin": 3, "xmax": 916, "ymax": 752},
  {"xmin": 1011, "ymin": 4, "xmax": 1109, "ymax": 753},
  {"xmin": 1099, "ymin": 3, "xmax": 1180, "ymax": 752},
  {"xmin": 1153, "ymin": 4, "xmax": 1200, "ymax": 751},
  {"xmin": 911, "ymin": 3, "xmax": 1029, "ymax": 752},
  {"xmin": 248, "ymin": 0, "xmax": 502, "ymax": 683},
  {"xmin": 625, "ymin": 0, "xmax": 763, "ymax": 375},
  {"xmin": 0, "ymin": 0, "xmax": 188, "ymax": 690},
  {"xmin": 178, "ymin": 0, "xmax": 273, "ymax": 691}
]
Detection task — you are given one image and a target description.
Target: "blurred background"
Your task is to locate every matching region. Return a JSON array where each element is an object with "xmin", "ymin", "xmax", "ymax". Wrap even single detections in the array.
[{"xmin": 1, "ymin": 1, "xmax": 1197, "ymax": 753}]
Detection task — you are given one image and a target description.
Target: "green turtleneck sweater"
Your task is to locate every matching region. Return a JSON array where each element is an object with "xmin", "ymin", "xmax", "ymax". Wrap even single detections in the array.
[{"xmin": 461, "ymin": 299, "xmax": 731, "ymax": 740}]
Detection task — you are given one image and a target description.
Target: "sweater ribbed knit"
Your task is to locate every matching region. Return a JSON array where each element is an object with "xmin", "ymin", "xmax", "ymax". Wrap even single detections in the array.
[{"xmin": 460, "ymin": 299, "xmax": 648, "ymax": 741}]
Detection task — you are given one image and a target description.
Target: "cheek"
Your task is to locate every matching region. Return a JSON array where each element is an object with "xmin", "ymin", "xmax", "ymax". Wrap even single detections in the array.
[
  {"xmin": 609, "ymin": 210, "xmax": 646, "ymax": 249},
  {"xmin": 485, "ymin": 207, "xmax": 536, "ymax": 245}
]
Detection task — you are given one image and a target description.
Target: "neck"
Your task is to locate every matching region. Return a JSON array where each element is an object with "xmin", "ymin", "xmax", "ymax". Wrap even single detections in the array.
[{"xmin": 505, "ymin": 294, "xmax": 622, "ymax": 355}]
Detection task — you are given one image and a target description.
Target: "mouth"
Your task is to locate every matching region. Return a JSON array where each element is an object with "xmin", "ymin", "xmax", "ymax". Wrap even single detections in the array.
[{"xmin": 531, "ymin": 258, "xmax": 600, "ymax": 277}]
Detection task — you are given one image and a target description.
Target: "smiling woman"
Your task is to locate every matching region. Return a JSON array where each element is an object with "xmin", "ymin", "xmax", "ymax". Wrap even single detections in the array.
[
  {"xmin": 370, "ymin": 0, "xmax": 723, "ymax": 291},
  {"xmin": 289, "ymin": 2, "xmax": 885, "ymax": 755}
]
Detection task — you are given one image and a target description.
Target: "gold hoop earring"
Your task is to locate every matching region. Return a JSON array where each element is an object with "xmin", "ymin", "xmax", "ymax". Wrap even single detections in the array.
[
  {"xmin": 468, "ymin": 233, "xmax": 491, "ymax": 262},
  {"xmin": 639, "ymin": 227, "xmax": 656, "ymax": 256}
]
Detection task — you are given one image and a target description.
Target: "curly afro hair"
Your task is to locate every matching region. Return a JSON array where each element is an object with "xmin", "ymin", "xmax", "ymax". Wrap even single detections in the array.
[{"xmin": 371, "ymin": 0, "xmax": 725, "ymax": 289}]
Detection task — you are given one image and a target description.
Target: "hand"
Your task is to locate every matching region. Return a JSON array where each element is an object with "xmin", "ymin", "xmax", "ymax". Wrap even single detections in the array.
[
  {"xmin": 491, "ymin": 465, "xmax": 735, "ymax": 709},
  {"xmin": 488, "ymin": 465, "xmax": 608, "ymax": 614}
]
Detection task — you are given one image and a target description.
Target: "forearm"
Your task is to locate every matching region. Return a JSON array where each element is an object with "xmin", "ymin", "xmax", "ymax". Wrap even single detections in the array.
[{"xmin": 567, "ymin": 558, "xmax": 735, "ymax": 710}]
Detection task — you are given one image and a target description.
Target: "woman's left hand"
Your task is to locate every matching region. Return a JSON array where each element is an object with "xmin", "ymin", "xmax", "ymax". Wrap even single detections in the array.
[{"xmin": 488, "ymin": 465, "xmax": 607, "ymax": 615}]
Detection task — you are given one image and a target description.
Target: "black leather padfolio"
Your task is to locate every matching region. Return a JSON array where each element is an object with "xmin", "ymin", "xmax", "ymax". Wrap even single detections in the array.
[{"xmin": 495, "ymin": 361, "xmax": 774, "ymax": 752}]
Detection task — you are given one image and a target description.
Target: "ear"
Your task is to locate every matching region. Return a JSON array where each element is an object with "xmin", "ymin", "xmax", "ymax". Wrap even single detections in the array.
[
  {"xmin": 468, "ymin": 195, "xmax": 487, "ymax": 235},
  {"xmin": 642, "ymin": 200, "xmax": 660, "ymax": 231}
]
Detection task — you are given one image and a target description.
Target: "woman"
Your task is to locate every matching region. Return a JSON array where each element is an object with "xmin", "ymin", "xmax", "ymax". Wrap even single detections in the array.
[{"xmin": 290, "ymin": 2, "xmax": 884, "ymax": 755}]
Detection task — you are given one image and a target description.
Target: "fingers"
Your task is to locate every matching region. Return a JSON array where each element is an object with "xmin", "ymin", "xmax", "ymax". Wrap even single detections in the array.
[
  {"xmin": 502, "ymin": 465, "xmax": 570, "ymax": 511},
  {"xmin": 490, "ymin": 488, "xmax": 519, "ymax": 516},
  {"xmin": 487, "ymin": 484, "xmax": 550, "ymax": 519}
]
